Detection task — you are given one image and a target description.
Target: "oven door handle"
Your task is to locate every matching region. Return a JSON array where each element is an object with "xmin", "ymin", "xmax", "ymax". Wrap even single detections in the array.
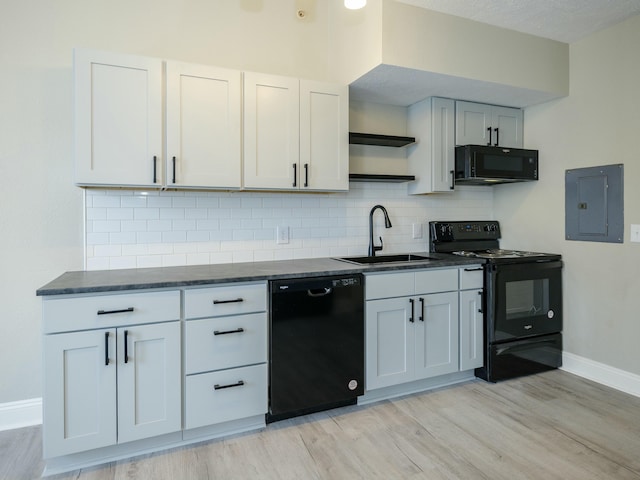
[{"xmin": 496, "ymin": 338, "xmax": 558, "ymax": 356}]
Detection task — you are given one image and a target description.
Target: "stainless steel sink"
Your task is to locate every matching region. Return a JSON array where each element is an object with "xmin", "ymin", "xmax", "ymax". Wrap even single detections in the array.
[{"xmin": 335, "ymin": 254, "xmax": 435, "ymax": 265}]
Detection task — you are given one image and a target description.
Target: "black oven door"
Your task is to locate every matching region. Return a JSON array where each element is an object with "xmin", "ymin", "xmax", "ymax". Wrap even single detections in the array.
[{"xmin": 487, "ymin": 260, "xmax": 563, "ymax": 342}]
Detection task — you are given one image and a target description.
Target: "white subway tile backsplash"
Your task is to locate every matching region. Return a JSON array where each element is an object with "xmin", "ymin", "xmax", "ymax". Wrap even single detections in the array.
[{"xmin": 84, "ymin": 184, "xmax": 494, "ymax": 270}]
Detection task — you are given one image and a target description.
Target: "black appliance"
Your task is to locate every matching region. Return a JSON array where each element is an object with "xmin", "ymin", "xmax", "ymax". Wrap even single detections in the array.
[
  {"xmin": 267, "ymin": 274, "xmax": 364, "ymax": 423},
  {"xmin": 455, "ymin": 145, "xmax": 538, "ymax": 185},
  {"xmin": 430, "ymin": 221, "xmax": 562, "ymax": 382}
]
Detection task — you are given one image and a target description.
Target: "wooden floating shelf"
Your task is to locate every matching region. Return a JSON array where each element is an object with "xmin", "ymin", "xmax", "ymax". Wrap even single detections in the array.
[
  {"xmin": 348, "ymin": 174, "xmax": 416, "ymax": 183},
  {"xmin": 349, "ymin": 132, "xmax": 416, "ymax": 148}
]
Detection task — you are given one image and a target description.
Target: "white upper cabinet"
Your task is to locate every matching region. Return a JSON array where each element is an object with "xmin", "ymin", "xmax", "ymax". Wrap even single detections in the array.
[
  {"xmin": 243, "ymin": 72, "xmax": 300, "ymax": 190},
  {"xmin": 300, "ymin": 81, "xmax": 349, "ymax": 191},
  {"xmin": 455, "ymin": 100, "xmax": 523, "ymax": 148},
  {"xmin": 74, "ymin": 49, "xmax": 163, "ymax": 187},
  {"xmin": 244, "ymin": 73, "xmax": 348, "ymax": 192},
  {"xmin": 407, "ymin": 97, "xmax": 456, "ymax": 194},
  {"xmin": 165, "ymin": 62, "xmax": 242, "ymax": 189}
]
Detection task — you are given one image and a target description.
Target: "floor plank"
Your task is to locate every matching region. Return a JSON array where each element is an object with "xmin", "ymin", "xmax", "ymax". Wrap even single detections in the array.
[{"xmin": 5, "ymin": 370, "xmax": 640, "ymax": 479}]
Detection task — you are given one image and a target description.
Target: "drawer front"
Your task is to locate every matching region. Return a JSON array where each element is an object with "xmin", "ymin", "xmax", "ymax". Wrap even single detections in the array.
[
  {"xmin": 365, "ymin": 272, "xmax": 414, "ymax": 300},
  {"xmin": 184, "ymin": 283, "xmax": 266, "ymax": 319},
  {"xmin": 184, "ymin": 364, "xmax": 267, "ymax": 430},
  {"xmin": 42, "ymin": 290, "xmax": 180, "ymax": 334},
  {"xmin": 460, "ymin": 265, "xmax": 484, "ymax": 290},
  {"xmin": 415, "ymin": 268, "xmax": 458, "ymax": 294},
  {"xmin": 185, "ymin": 313, "xmax": 267, "ymax": 374}
]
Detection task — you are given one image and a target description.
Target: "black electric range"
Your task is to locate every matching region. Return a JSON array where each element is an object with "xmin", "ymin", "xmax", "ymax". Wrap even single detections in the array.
[{"xmin": 430, "ymin": 221, "xmax": 563, "ymax": 382}]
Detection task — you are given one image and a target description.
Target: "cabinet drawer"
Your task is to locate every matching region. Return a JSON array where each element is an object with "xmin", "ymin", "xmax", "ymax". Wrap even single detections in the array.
[
  {"xmin": 365, "ymin": 272, "xmax": 414, "ymax": 300},
  {"xmin": 184, "ymin": 364, "xmax": 267, "ymax": 430},
  {"xmin": 185, "ymin": 313, "xmax": 267, "ymax": 374},
  {"xmin": 42, "ymin": 290, "xmax": 180, "ymax": 334},
  {"xmin": 460, "ymin": 265, "xmax": 484, "ymax": 290},
  {"xmin": 415, "ymin": 268, "xmax": 458, "ymax": 294},
  {"xmin": 184, "ymin": 283, "xmax": 266, "ymax": 319}
]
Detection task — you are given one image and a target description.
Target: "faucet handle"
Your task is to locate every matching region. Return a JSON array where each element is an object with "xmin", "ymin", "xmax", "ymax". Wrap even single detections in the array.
[{"xmin": 375, "ymin": 236, "xmax": 384, "ymax": 252}]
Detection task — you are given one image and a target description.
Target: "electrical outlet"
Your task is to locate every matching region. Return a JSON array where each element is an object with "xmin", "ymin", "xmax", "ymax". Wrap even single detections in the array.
[
  {"xmin": 412, "ymin": 223, "xmax": 423, "ymax": 239},
  {"xmin": 631, "ymin": 224, "xmax": 640, "ymax": 243},
  {"xmin": 276, "ymin": 226, "xmax": 290, "ymax": 245}
]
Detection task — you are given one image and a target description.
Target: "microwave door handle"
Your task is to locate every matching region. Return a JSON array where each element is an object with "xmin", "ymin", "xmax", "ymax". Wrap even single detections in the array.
[
  {"xmin": 494, "ymin": 127, "xmax": 499, "ymax": 146},
  {"xmin": 487, "ymin": 127, "xmax": 492, "ymax": 146}
]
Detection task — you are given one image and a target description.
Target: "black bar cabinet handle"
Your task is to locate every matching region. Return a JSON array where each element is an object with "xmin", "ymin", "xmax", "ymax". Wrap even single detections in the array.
[
  {"xmin": 494, "ymin": 127, "xmax": 499, "ymax": 146},
  {"xmin": 124, "ymin": 330, "xmax": 129, "ymax": 364},
  {"xmin": 172, "ymin": 156, "xmax": 176, "ymax": 183},
  {"xmin": 464, "ymin": 268, "xmax": 484, "ymax": 272},
  {"xmin": 213, "ymin": 328, "xmax": 245, "ymax": 336},
  {"xmin": 409, "ymin": 298, "xmax": 415, "ymax": 323},
  {"xmin": 450, "ymin": 170, "xmax": 455, "ymax": 190},
  {"xmin": 153, "ymin": 155, "xmax": 157, "ymax": 183},
  {"xmin": 214, "ymin": 380, "xmax": 245, "ymax": 391},
  {"xmin": 487, "ymin": 127, "xmax": 492, "ymax": 146},
  {"xmin": 105, "ymin": 332, "xmax": 110, "ymax": 366},
  {"xmin": 213, "ymin": 298, "xmax": 244, "ymax": 305},
  {"xmin": 419, "ymin": 297, "xmax": 424, "ymax": 321},
  {"xmin": 97, "ymin": 307, "xmax": 134, "ymax": 315},
  {"xmin": 292, "ymin": 163, "xmax": 297, "ymax": 187},
  {"xmin": 304, "ymin": 163, "xmax": 309, "ymax": 187},
  {"xmin": 478, "ymin": 290, "xmax": 484, "ymax": 314}
]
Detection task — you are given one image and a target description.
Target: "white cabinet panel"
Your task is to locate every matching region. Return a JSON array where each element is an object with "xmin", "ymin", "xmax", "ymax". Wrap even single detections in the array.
[
  {"xmin": 43, "ymin": 329, "xmax": 117, "ymax": 458},
  {"xmin": 415, "ymin": 268, "xmax": 458, "ymax": 294},
  {"xmin": 415, "ymin": 292, "xmax": 459, "ymax": 378},
  {"xmin": 185, "ymin": 312, "xmax": 267, "ymax": 374},
  {"xmin": 74, "ymin": 49, "xmax": 163, "ymax": 187},
  {"xmin": 243, "ymin": 72, "xmax": 300, "ymax": 189},
  {"xmin": 43, "ymin": 290, "xmax": 180, "ymax": 334},
  {"xmin": 365, "ymin": 272, "xmax": 414, "ymax": 300},
  {"xmin": 455, "ymin": 100, "xmax": 523, "ymax": 148},
  {"xmin": 185, "ymin": 364, "xmax": 267, "ymax": 429},
  {"xmin": 366, "ymin": 298, "xmax": 414, "ymax": 390},
  {"xmin": 300, "ymin": 81, "xmax": 349, "ymax": 191},
  {"xmin": 184, "ymin": 283, "xmax": 267, "ymax": 319},
  {"xmin": 117, "ymin": 322, "xmax": 182, "ymax": 443},
  {"xmin": 460, "ymin": 289, "xmax": 484, "ymax": 371},
  {"xmin": 166, "ymin": 63, "xmax": 241, "ymax": 189},
  {"xmin": 460, "ymin": 265, "xmax": 484, "ymax": 290}
]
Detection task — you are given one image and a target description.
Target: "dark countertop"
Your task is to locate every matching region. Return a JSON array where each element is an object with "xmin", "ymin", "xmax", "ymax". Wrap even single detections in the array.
[{"xmin": 37, "ymin": 253, "xmax": 483, "ymax": 296}]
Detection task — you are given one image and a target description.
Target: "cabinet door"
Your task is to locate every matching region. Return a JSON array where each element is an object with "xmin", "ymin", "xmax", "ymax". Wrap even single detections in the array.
[
  {"xmin": 414, "ymin": 292, "xmax": 459, "ymax": 380},
  {"xmin": 366, "ymin": 297, "xmax": 414, "ymax": 390},
  {"xmin": 455, "ymin": 101, "xmax": 492, "ymax": 146},
  {"xmin": 117, "ymin": 322, "xmax": 181, "ymax": 443},
  {"xmin": 460, "ymin": 289, "xmax": 484, "ymax": 371},
  {"xmin": 243, "ymin": 72, "xmax": 300, "ymax": 190},
  {"xmin": 300, "ymin": 80, "xmax": 348, "ymax": 191},
  {"xmin": 166, "ymin": 62, "xmax": 242, "ymax": 189},
  {"xmin": 74, "ymin": 49, "xmax": 163, "ymax": 187},
  {"xmin": 492, "ymin": 106, "xmax": 523, "ymax": 148},
  {"xmin": 408, "ymin": 97, "xmax": 456, "ymax": 194},
  {"xmin": 43, "ymin": 329, "xmax": 117, "ymax": 458}
]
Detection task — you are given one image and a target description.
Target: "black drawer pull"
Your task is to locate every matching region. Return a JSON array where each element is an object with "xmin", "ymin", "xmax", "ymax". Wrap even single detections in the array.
[
  {"xmin": 97, "ymin": 307, "xmax": 134, "ymax": 315},
  {"xmin": 213, "ymin": 328, "xmax": 245, "ymax": 336},
  {"xmin": 214, "ymin": 380, "xmax": 245, "ymax": 390},
  {"xmin": 213, "ymin": 298, "xmax": 244, "ymax": 305},
  {"xmin": 464, "ymin": 268, "xmax": 483, "ymax": 272}
]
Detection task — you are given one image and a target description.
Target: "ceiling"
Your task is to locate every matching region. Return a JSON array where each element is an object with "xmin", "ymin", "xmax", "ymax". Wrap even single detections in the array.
[
  {"xmin": 396, "ymin": 0, "xmax": 640, "ymax": 44},
  {"xmin": 349, "ymin": 0, "xmax": 640, "ymax": 107}
]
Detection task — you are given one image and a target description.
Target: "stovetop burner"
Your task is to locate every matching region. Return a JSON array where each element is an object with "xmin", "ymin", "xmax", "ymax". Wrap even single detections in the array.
[{"xmin": 452, "ymin": 249, "xmax": 550, "ymax": 259}]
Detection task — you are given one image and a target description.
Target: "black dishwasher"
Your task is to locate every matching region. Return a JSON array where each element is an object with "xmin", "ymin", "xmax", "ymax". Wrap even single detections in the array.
[{"xmin": 267, "ymin": 274, "xmax": 364, "ymax": 423}]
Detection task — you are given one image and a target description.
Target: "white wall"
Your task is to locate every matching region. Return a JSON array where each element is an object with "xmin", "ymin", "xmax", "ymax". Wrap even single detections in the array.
[{"xmin": 495, "ymin": 14, "xmax": 640, "ymax": 375}]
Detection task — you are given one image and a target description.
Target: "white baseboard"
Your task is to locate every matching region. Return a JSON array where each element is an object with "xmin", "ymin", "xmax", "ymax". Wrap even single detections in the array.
[
  {"xmin": 562, "ymin": 352, "xmax": 640, "ymax": 398},
  {"xmin": 0, "ymin": 397, "xmax": 42, "ymax": 432}
]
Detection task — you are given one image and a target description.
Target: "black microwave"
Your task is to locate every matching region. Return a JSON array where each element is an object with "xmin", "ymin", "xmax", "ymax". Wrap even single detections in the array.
[{"xmin": 455, "ymin": 145, "xmax": 538, "ymax": 185}]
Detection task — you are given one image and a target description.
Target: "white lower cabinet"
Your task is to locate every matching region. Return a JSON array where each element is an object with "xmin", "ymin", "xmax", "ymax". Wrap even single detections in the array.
[
  {"xmin": 183, "ymin": 282, "xmax": 268, "ymax": 431},
  {"xmin": 365, "ymin": 269, "xmax": 459, "ymax": 390},
  {"xmin": 459, "ymin": 266, "xmax": 484, "ymax": 371},
  {"xmin": 42, "ymin": 293, "xmax": 182, "ymax": 459}
]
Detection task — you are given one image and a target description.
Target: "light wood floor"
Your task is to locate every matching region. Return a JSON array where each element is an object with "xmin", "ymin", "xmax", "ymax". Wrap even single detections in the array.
[{"xmin": 3, "ymin": 370, "xmax": 640, "ymax": 479}]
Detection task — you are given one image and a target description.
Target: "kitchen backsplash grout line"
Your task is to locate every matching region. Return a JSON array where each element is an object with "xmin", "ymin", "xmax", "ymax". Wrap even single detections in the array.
[{"xmin": 84, "ymin": 184, "xmax": 494, "ymax": 270}]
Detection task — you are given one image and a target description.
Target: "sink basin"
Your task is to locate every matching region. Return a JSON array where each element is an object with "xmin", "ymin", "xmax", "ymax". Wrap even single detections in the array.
[{"xmin": 336, "ymin": 254, "xmax": 435, "ymax": 265}]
